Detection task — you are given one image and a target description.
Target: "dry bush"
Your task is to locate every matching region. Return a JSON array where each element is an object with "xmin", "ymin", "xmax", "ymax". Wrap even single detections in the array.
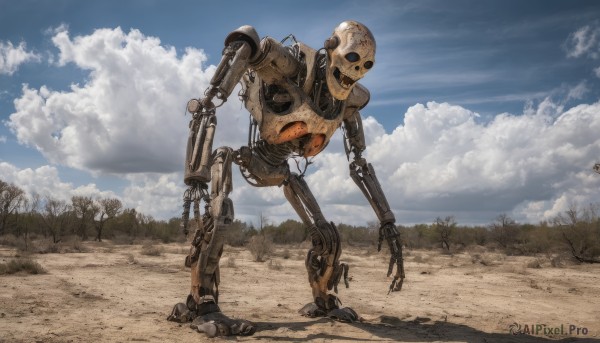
[
  {"xmin": 529, "ymin": 279, "xmax": 542, "ymax": 290},
  {"xmin": 64, "ymin": 237, "xmax": 88, "ymax": 253},
  {"xmin": 125, "ymin": 253, "xmax": 137, "ymax": 264},
  {"xmin": 225, "ymin": 256, "xmax": 236, "ymax": 268},
  {"xmin": 0, "ymin": 234, "xmax": 38, "ymax": 252},
  {"xmin": 550, "ymin": 255, "xmax": 564, "ymax": 268},
  {"xmin": 141, "ymin": 243, "xmax": 163, "ymax": 256},
  {"xmin": 36, "ymin": 240, "xmax": 61, "ymax": 254},
  {"xmin": 102, "ymin": 244, "xmax": 115, "ymax": 253},
  {"xmin": 470, "ymin": 253, "xmax": 495, "ymax": 266},
  {"xmin": 35, "ymin": 236, "xmax": 89, "ymax": 254},
  {"xmin": 113, "ymin": 234, "xmax": 135, "ymax": 245},
  {"xmin": 526, "ymin": 258, "xmax": 543, "ymax": 269},
  {"xmin": 0, "ymin": 257, "xmax": 46, "ymax": 275},
  {"xmin": 466, "ymin": 245, "xmax": 488, "ymax": 254},
  {"xmin": 298, "ymin": 240, "xmax": 312, "ymax": 250},
  {"xmin": 0, "ymin": 234, "xmax": 23, "ymax": 249},
  {"xmin": 549, "ymin": 253, "xmax": 577, "ymax": 268},
  {"xmin": 281, "ymin": 249, "xmax": 291, "ymax": 260},
  {"xmin": 268, "ymin": 259, "xmax": 283, "ymax": 271},
  {"xmin": 247, "ymin": 234, "xmax": 273, "ymax": 262},
  {"xmin": 499, "ymin": 264, "xmax": 530, "ymax": 275}
]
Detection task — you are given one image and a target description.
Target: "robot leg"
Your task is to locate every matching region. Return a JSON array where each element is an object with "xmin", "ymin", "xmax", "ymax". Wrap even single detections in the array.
[
  {"xmin": 169, "ymin": 147, "xmax": 254, "ymax": 336},
  {"xmin": 283, "ymin": 173, "xmax": 356, "ymax": 321},
  {"xmin": 189, "ymin": 147, "xmax": 233, "ymax": 311}
]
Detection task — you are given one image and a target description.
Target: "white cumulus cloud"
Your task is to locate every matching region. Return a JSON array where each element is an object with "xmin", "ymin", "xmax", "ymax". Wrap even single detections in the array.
[
  {"xmin": 8, "ymin": 27, "xmax": 247, "ymax": 175},
  {"xmin": 304, "ymin": 100, "xmax": 600, "ymax": 225},
  {"xmin": 0, "ymin": 41, "xmax": 40, "ymax": 75},
  {"xmin": 0, "ymin": 162, "xmax": 117, "ymax": 202},
  {"xmin": 122, "ymin": 172, "xmax": 182, "ymax": 220}
]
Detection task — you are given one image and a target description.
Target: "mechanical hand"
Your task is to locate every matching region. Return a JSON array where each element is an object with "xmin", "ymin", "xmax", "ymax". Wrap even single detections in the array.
[{"xmin": 378, "ymin": 222, "xmax": 405, "ymax": 293}]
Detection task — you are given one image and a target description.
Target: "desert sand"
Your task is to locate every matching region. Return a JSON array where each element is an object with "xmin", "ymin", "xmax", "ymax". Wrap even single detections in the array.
[{"xmin": 1, "ymin": 241, "xmax": 599, "ymax": 342}]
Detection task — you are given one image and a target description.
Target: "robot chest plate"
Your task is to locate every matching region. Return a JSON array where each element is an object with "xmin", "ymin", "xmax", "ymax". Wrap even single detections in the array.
[{"xmin": 244, "ymin": 78, "xmax": 345, "ymax": 157}]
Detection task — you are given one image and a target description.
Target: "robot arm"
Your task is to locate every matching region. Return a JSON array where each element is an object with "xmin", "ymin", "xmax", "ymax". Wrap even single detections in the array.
[
  {"xmin": 182, "ymin": 25, "xmax": 304, "ymax": 235},
  {"xmin": 342, "ymin": 109, "xmax": 405, "ymax": 293},
  {"xmin": 187, "ymin": 25, "xmax": 260, "ymax": 114},
  {"xmin": 181, "ymin": 26, "xmax": 260, "ymax": 234}
]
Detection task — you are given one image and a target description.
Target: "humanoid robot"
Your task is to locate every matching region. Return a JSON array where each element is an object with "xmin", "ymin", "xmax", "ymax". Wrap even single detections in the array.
[{"xmin": 168, "ymin": 21, "xmax": 405, "ymax": 337}]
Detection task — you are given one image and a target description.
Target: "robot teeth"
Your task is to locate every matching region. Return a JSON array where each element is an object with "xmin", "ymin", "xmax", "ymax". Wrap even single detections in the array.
[{"xmin": 334, "ymin": 68, "xmax": 356, "ymax": 89}]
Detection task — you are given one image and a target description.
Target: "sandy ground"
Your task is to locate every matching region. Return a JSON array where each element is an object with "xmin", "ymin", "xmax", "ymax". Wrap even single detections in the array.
[{"xmin": 1, "ymin": 241, "xmax": 599, "ymax": 343}]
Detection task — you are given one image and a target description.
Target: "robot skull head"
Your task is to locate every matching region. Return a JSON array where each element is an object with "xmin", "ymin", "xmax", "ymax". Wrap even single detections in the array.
[{"xmin": 325, "ymin": 21, "xmax": 376, "ymax": 100}]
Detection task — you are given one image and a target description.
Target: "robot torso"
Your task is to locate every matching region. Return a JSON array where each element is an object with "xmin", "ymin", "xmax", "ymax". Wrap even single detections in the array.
[{"xmin": 242, "ymin": 39, "xmax": 367, "ymax": 157}]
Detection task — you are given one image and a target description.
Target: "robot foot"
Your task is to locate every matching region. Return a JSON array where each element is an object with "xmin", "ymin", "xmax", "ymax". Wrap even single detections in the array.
[
  {"xmin": 299, "ymin": 302, "xmax": 359, "ymax": 322},
  {"xmin": 190, "ymin": 311, "xmax": 255, "ymax": 337},
  {"xmin": 168, "ymin": 298, "xmax": 255, "ymax": 337}
]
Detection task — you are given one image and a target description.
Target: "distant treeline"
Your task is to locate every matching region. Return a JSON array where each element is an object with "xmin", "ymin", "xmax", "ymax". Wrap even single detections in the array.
[{"xmin": 1, "ymin": 178, "xmax": 599, "ymax": 263}]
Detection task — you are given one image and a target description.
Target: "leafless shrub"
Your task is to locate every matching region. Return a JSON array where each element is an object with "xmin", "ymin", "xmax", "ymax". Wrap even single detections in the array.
[
  {"xmin": 247, "ymin": 234, "xmax": 273, "ymax": 262},
  {"xmin": 141, "ymin": 243, "xmax": 163, "ymax": 256},
  {"xmin": 102, "ymin": 244, "xmax": 115, "ymax": 253},
  {"xmin": 268, "ymin": 259, "xmax": 283, "ymax": 271},
  {"xmin": 125, "ymin": 253, "xmax": 137, "ymax": 264},
  {"xmin": 281, "ymin": 249, "xmax": 291, "ymax": 260},
  {"xmin": 550, "ymin": 253, "xmax": 575, "ymax": 268},
  {"xmin": 526, "ymin": 258, "xmax": 543, "ymax": 269},
  {"xmin": 225, "ymin": 256, "xmax": 236, "ymax": 268},
  {"xmin": 36, "ymin": 240, "xmax": 61, "ymax": 254},
  {"xmin": 499, "ymin": 265, "xmax": 530, "ymax": 275},
  {"xmin": 113, "ymin": 234, "xmax": 134, "ymax": 245},
  {"xmin": 0, "ymin": 234, "xmax": 19, "ymax": 247},
  {"xmin": 555, "ymin": 204, "xmax": 600, "ymax": 264},
  {"xmin": 470, "ymin": 253, "xmax": 494, "ymax": 266},
  {"xmin": 65, "ymin": 237, "xmax": 88, "ymax": 253},
  {"xmin": 466, "ymin": 245, "xmax": 487, "ymax": 254},
  {"xmin": 0, "ymin": 257, "xmax": 46, "ymax": 275},
  {"xmin": 298, "ymin": 240, "xmax": 312, "ymax": 250},
  {"xmin": 529, "ymin": 279, "xmax": 542, "ymax": 290}
]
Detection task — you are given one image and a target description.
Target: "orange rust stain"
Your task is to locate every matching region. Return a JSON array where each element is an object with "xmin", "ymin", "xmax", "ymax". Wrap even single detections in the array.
[
  {"xmin": 304, "ymin": 134, "xmax": 326, "ymax": 157},
  {"xmin": 273, "ymin": 121, "xmax": 308, "ymax": 144}
]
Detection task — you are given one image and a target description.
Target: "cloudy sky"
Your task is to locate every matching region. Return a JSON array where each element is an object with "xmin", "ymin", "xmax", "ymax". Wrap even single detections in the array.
[{"xmin": 1, "ymin": 0, "xmax": 600, "ymax": 226}]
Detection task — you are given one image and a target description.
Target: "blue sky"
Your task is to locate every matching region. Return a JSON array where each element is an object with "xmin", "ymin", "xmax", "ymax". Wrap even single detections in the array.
[{"xmin": 1, "ymin": 0, "xmax": 600, "ymax": 226}]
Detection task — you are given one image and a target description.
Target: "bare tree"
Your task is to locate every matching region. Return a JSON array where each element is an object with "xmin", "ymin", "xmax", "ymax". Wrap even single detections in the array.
[
  {"xmin": 119, "ymin": 208, "xmax": 139, "ymax": 237},
  {"xmin": 0, "ymin": 180, "xmax": 26, "ymax": 235},
  {"xmin": 94, "ymin": 198, "xmax": 122, "ymax": 242},
  {"xmin": 20, "ymin": 193, "xmax": 41, "ymax": 250},
  {"xmin": 434, "ymin": 216, "xmax": 456, "ymax": 251},
  {"xmin": 259, "ymin": 212, "xmax": 269, "ymax": 230},
  {"xmin": 137, "ymin": 212, "xmax": 156, "ymax": 237},
  {"xmin": 554, "ymin": 204, "xmax": 600, "ymax": 264},
  {"xmin": 42, "ymin": 197, "xmax": 71, "ymax": 243},
  {"xmin": 71, "ymin": 196, "xmax": 99, "ymax": 240},
  {"xmin": 489, "ymin": 213, "xmax": 519, "ymax": 249},
  {"xmin": 247, "ymin": 233, "xmax": 274, "ymax": 262}
]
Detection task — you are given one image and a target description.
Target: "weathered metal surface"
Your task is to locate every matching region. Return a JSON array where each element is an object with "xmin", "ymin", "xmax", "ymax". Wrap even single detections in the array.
[{"xmin": 171, "ymin": 21, "xmax": 404, "ymax": 338}]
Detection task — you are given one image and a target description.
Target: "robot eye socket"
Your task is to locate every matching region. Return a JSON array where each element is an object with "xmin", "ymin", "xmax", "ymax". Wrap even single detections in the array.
[
  {"xmin": 364, "ymin": 61, "xmax": 374, "ymax": 69},
  {"xmin": 345, "ymin": 52, "xmax": 360, "ymax": 62}
]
